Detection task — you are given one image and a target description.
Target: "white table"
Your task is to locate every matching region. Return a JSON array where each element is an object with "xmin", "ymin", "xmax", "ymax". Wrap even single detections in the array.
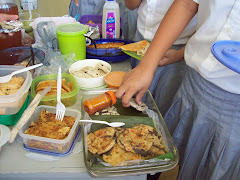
[{"xmin": 0, "ymin": 59, "xmax": 148, "ymax": 180}]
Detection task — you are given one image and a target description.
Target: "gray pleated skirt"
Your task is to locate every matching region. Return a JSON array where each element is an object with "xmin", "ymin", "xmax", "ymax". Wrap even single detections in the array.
[{"xmin": 164, "ymin": 66, "xmax": 240, "ymax": 180}]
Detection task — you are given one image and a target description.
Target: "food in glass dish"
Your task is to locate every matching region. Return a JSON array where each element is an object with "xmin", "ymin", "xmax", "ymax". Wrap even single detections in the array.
[{"xmin": 87, "ymin": 124, "xmax": 168, "ymax": 166}]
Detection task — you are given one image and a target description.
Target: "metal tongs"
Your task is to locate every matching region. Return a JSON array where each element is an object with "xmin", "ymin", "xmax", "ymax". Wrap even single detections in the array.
[{"xmin": 8, "ymin": 85, "xmax": 52, "ymax": 143}]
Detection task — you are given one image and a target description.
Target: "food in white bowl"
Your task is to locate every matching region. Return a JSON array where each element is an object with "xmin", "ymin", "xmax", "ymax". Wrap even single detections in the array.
[{"xmin": 69, "ymin": 59, "xmax": 111, "ymax": 88}]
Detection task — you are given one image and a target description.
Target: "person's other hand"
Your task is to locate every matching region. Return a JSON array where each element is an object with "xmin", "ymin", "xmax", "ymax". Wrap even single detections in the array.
[
  {"xmin": 0, "ymin": 13, "xmax": 18, "ymax": 39},
  {"xmin": 73, "ymin": 0, "xmax": 79, "ymax": 6},
  {"xmin": 0, "ymin": 13, "xmax": 18, "ymax": 22},
  {"xmin": 115, "ymin": 64, "xmax": 154, "ymax": 107},
  {"xmin": 158, "ymin": 47, "xmax": 185, "ymax": 67}
]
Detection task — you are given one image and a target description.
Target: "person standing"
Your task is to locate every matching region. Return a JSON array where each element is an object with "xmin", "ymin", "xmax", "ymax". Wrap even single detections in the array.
[
  {"xmin": 116, "ymin": 0, "xmax": 240, "ymax": 179},
  {"xmin": 124, "ymin": 0, "xmax": 197, "ymax": 116}
]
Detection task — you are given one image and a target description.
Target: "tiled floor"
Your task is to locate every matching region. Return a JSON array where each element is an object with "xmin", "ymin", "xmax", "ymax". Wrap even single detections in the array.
[{"xmin": 158, "ymin": 165, "xmax": 179, "ymax": 180}]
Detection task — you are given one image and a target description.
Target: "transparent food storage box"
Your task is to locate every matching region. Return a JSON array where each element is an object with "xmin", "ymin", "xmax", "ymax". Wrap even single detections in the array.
[
  {"xmin": 81, "ymin": 89, "xmax": 179, "ymax": 177},
  {"xmin": 30, "ymin": 73, "xmax": 79, "ymax": 107},
  {"xmin": 0, "ymin": 65, "xmax": 32, "ymax": 115},
  {"xmin": 19, "ymin": 105, "xmax": 81, "ymax": 154}
]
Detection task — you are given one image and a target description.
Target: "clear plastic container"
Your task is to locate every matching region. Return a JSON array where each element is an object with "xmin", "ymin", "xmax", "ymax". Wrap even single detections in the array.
[
  {"xmin": 19, "ymin": 105, "xmax": 81, "ymax": 154},
  {"xmin": 0, "ymin": 65, "xmax": 32, "ymax": 115},
  {"xmin": 81, "ymin": 89, "xmax": 179, "ymax": 177},
  {"xmin": 30, "ymin": 73, "xmax": 79, "ymax": 107}
]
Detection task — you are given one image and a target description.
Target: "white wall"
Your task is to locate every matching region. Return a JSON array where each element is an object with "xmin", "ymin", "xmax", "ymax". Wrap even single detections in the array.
[{"xmin": 17, "ymin": 0, "xmax": 72, "ymax": 17}]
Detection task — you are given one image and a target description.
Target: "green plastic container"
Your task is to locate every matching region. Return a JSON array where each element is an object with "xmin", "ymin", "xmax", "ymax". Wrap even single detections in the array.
[
  {"xmin": 31, "ymin": 73, "xmax": 79, "ymax": 107},
  {"xmin": 56, "ymin": 23, "xmax": 88, "ymax": 60},
  {"xmin": 0, "ymin": 95, "xmax": 30, "ymax": 126}
]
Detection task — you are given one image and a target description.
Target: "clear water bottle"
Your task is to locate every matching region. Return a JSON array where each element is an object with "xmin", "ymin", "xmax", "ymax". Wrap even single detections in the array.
[{"xmin": 102, "ymin": 0, "xmax": 120, "ymax": 39}]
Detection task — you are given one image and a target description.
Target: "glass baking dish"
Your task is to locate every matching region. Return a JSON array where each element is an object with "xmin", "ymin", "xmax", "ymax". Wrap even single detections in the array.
[{"xmin": 80, "ymin": 89, "xmax": 179, "ymax": 177}]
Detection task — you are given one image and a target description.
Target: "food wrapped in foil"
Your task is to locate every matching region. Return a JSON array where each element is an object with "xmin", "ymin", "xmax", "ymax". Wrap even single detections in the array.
[
  {"xmin": 85, "ymin": 25, "xmax": 100, "ymax": 40},
  {"xmin": 0, "ymin": 20, "xmax": 23, "ymax": 33}
]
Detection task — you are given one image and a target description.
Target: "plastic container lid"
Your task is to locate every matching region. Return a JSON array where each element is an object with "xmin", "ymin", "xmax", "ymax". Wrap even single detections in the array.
[
  {"xmin": 211, "ymin": 40, "xmax": 240, "ymax": 74},
  {"xmin": 56, "ymin": 23, "xmax": 87, "ymax": 36},
  {"xmin": 104, "ymin": 71, "xmax": 126, "ymax": 88}
]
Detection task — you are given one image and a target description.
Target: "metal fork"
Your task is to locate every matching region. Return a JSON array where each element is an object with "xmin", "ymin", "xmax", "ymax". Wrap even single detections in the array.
[{"xmin": 55, "ymin": 67, "xmax": 66, "ymax": 121}]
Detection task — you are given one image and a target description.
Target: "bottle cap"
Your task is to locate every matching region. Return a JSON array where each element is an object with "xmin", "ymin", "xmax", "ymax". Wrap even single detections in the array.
[
  {"xmin": 211, "ymin": 40, "xmax": 240, "ymax": 74},
  {"xmin": 105, "ymin": 90, "xmax": 117, "ymax": 105}
]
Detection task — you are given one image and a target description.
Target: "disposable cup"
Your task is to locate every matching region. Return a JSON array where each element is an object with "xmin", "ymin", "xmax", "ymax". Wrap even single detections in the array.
[
  {"xmin": 19, "ymin": 12, "xmax": 40, "ymax": 38},
  {"xmin": 56, "ymin": 23, "xmax": 87, "ymax": 60}
]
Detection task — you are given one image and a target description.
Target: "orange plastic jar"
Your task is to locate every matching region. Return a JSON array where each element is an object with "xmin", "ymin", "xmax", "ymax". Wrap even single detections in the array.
[{"xmin": 83, "ymin": 90, "xmax": 117, "ymax": 115}]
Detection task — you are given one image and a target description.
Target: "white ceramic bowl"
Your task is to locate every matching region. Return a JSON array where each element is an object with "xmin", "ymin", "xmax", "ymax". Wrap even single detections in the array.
[{"xmin": 69, "ymin": 59, "xmax": 111, "ymax": 88}]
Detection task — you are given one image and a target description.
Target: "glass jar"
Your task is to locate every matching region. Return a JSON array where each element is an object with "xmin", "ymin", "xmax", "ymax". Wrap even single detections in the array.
[
  {"xmin": 0, "ymin": 0, "xmax": 22, "ymax": 51},
  {"xmin": 83, "ymin": 90, "xmax": 117, "ymax": 115}
]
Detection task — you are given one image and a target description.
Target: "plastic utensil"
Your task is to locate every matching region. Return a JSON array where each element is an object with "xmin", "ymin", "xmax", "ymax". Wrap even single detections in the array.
[
  {"xmin": 55, "ymin": 67, "xmax": 66, "ymax": 121},
  {"xmin": 0, "ymin": 63, "xmax": 42, "ymax": 83},
  {"xmin": 79, "ymin": 119, "xmax": 125, "ymax": 127}
]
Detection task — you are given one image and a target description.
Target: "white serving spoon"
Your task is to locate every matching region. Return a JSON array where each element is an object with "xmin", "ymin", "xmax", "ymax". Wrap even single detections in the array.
[
  {"xmin": 0, "ymin": 63, "xmax": 43, "ymax": 83},
  {"xmin": 79, "ymin": 120, "xmax": 125, "ymax": 127}
]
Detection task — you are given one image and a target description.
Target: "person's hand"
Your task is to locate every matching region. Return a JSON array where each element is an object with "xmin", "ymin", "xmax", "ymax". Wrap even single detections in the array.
[
  {"xmin": 158, "ymin": 46, "xmax": 185, "ymax": 67},
  {"xmin": 0, "ymin": 13, "xmax": 18, "ymax": 22},
  {"xmin": 73, "ymin": 0, "xmax": 79, "ymax": 6},
  {"xmin": 115, "ymin": 64, "xmax": 154, "ymax": 107},
  {"xmin": 0, "ymin": 13, "xmax": 19, "ymax": 39}
]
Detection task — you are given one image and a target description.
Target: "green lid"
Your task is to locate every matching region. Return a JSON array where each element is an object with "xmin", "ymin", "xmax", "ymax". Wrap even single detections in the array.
[{"xmin": 56, "ymin": 23, "xmax": 88, "ymax": 36}]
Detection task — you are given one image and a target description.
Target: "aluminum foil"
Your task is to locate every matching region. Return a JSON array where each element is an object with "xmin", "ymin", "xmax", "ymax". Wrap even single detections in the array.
[
  {"xmin": 85, "ymin": 25, "xmax": 100, "ymax": 39},
  {"xmin": 0, "ymin": 20, "xmax": 23, "ymax": 33}
]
